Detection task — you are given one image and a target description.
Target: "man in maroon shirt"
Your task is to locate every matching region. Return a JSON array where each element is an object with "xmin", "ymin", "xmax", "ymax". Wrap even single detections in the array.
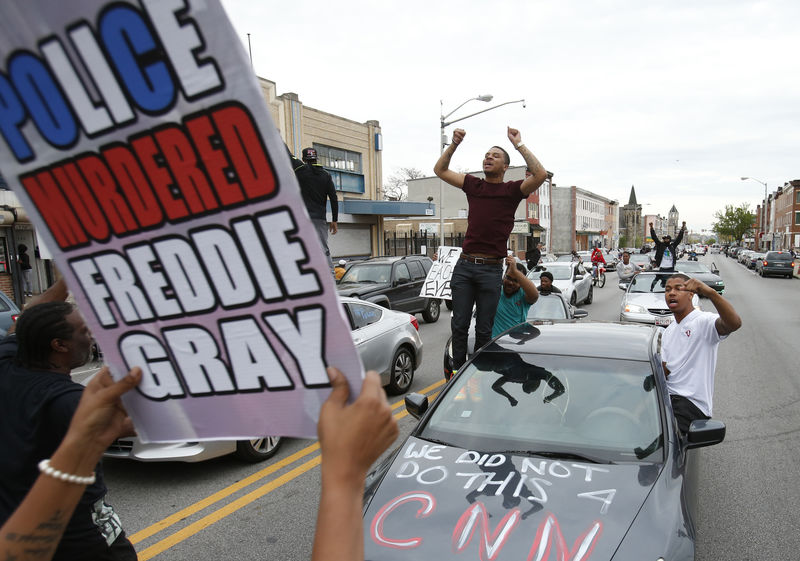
[{"xmin": 434, "ymin": 127, "xmax": 547, "ymax": 370}]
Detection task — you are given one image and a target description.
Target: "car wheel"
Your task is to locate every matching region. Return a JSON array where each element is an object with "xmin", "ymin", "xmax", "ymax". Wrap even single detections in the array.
[
  {"xmin": 585, "ymin": 285, "xmax": 593, "ymax": 304},
  {"xmin": 235, "ymin": 436, "xmax": 283, "ymax": 462},
  {"xmin": 421, "ymin": 298, "xmax": 440, "ymax": 323},
  {"xmin": 570, "ymin": 291, "xmax": 577, "ymax": 306},
  {"xmin": 387, "ymin": 347, "xmax": 415, "ymax": 395}
]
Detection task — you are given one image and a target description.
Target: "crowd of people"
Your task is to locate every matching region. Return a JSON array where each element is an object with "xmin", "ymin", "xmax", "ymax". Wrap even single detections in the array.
[{"xmin": 0, "ymin": 128, "xmax": 742, "ymax": 561}]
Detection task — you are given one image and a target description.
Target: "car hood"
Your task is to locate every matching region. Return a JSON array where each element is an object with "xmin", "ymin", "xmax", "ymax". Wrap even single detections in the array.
[
  {"xmin": 623, "ymin": 292, "xmax": 669, "ymax": 310},
  {"xmin": 363, "ymin": 436, "xmax": 660, "ymax": 560},
  {"xmin": 336, "ymin": 281, "xmax": 389, "ymax": 296},
  {"xmin": 682, "ymin": 272, "xmax": 722, "ymax": 284},
  {"xmin": 552, "ymin": 279, "xmax": 574, "ymax": 291}
]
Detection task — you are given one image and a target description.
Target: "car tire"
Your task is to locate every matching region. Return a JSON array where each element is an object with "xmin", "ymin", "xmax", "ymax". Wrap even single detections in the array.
[
  {"xmin": 387, "ymin": 347, "xmax": 415, "ymax": 395},
  {"xmin": 584, "ymin": 285, "xmax": 593, "ymax": 304},
  {"xmin": 570, "ymin": 291, "xmax": 577, "ymax": 306},
  {"xmin": 421, "ymin": 298, "xmax": 440, "ymax": 323},
  {"xmin": 235, "ymin": 436, "xmax": 283, "ymax": 462}
]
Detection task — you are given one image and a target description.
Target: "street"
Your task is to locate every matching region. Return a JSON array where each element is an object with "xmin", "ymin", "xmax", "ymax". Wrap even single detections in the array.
[{"xmin": 101, "ymin": 254, "xmax": 800, "ymax": 561}]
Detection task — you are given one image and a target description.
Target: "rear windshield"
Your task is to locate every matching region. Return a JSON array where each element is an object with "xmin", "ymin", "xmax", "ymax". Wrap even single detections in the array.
[{"xmin": 766, "ymin": 252, "xmax": 793, "ymax": 261}]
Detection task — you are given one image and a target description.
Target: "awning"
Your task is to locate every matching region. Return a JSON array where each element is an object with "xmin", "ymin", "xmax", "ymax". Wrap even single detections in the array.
[{"xmin": 340, "ymin": 199, "xmax": 435, "ymax": 217}]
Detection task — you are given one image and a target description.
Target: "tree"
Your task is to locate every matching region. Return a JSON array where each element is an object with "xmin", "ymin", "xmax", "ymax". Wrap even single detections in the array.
[
  {"xmin": 712, "ymin": 204, "xmax": 755, "ymax": 244},
  {"xmin": 384, "ymin": 167, "xmax": 424, "ymax": 201}
]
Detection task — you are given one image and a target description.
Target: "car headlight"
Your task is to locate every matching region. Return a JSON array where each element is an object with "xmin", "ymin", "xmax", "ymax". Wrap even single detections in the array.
[
  {"xmin": 716, "ymin": 281, "xmax": 724, "ymax": 285},
  {"xmin": 624, "ymin": 304, "xmax": 647, "ymax": 314}
]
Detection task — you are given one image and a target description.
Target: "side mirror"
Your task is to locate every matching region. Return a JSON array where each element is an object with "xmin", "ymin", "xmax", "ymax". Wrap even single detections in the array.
[
  {"xmin": 686, "ymin": 419, "xmax": 726, "ymax": 449},
  {"xmin": 405, "ymin": 393, "xmax": 429, "ymax": 420},
  {"xmin": 573, "ymin": 309, "xmax": 589, "ymax": 319}
]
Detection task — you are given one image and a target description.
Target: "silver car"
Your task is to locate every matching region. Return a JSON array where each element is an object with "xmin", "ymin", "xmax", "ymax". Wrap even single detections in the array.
[
  {"xmin": 527, "ymin": 262, "xmax": 593, "ymax": 306},
  {"xmin": 104, "ymin": 297, "xmax": 423, "ymax": 463},
  {"xmin": 619, "ymin": 272, "xmax": 699, "ymax": 327}
]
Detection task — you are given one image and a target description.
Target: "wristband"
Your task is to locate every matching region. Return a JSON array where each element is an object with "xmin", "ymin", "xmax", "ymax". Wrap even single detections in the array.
[
  {"xmin": 515, "ymin": 143, "xmax": 525, "ymax": 151},
  {"xmin": 38, "ymin": 459, "xmax": 96, "ymax": 485}
]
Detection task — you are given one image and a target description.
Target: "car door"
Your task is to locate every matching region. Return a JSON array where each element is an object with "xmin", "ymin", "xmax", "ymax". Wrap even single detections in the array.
[
  {"xmin": 574, "ymin": 262, "xmax": 590, "ymax": 301},
  {"xmin": 391, "ymin": 262, "xmax": 416, "ymax": 312},
  {"xmin": 345, "ymin": 301, "xmax": 391, "ymax": 374},
  {"xmin": 406, "ymin": 260, "xmax": 428, "ymax": 311}
]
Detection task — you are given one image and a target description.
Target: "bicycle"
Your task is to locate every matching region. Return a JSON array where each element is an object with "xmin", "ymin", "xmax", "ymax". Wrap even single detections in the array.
[{"xmin": 591, "ymin": 262, "xmax": 606, "ymax": 287}]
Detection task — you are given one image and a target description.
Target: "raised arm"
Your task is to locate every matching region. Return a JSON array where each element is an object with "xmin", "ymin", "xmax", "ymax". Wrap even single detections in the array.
[
  {"xmin": 649, "ymin": 223, "xmax": 660, "ymax": 245},
  {"xmin": 506, "ymin": 256, "xmax": 539, "ymax": 304},
  {"xmin": 312, "ymin": 368, "xmax": 398, "ymax": 561},
  {"xmin": 674, "ymin": 221, "xmax": 686, "ymax": 246},
  {"xmin": 508, "ymin": 127, "xmax": 546, "ymax": 196},
  {"xmin": 433, "ymin": 129, "xmax": 467, "ymax": 188},
  {"xmin": 0, "ymin": 367, "xmax": 140, "ymax": 561},
  {"xmin": 681, "ymin": 279, "xmax": 742, "ymax": 336}
]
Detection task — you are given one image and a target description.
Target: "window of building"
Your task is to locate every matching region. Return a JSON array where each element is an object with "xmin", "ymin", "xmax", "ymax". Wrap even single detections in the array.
[
  {"xmin": 796, "ymin": 191, "xmax": 800, "ymax": 204},
  {"xmin": 313, "ymin": 144, "xmax": 362, "ymax": 173},
  {"xmin": 795, "ymin": 211, "xmax": 800, "ymax": 226},
  {"xmin": 313, "ymin": 144, "xmax": 365, "ymax": 194}
]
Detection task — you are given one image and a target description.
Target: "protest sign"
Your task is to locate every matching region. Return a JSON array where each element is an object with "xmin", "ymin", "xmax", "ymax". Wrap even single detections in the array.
[
  {"xmin": 0, "ymin": 0, "xmax": 363, "ymax": 440},
  {"xmin": 419, "ymin": 246, "xmax": 461, "ymax": 300}
]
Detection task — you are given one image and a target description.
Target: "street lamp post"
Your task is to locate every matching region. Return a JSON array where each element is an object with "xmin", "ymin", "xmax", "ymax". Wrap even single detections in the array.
[
  {"xmin": 438, "ymin": 96, "xmax": 526, "ymax": 244},
  {"xmin": 741, "ymin": 176, "xmax": 767, "ymax": 249}
]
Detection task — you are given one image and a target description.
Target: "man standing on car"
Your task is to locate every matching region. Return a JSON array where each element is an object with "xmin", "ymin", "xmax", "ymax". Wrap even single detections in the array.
[
  {"xmin": 617, "ymin": 251, "xmax": 641, "ymax": 283},
  {"xmin": 434, "ymin": 127, "xmax": 547, "ymax": 371},
  {"xmin": 651, "ymin": 221, "xmax": 686, "ymax": 272},
  {"xmin": 662, "ymin": 273, "xmax": 742, "ymax": 434},
  {"xmin": 492, "ymin": 257, "xmax": 539, "ymax": 337},
  {"xmin": 291, "ymin": 148, "xmax": 339, "ymax": 273}
]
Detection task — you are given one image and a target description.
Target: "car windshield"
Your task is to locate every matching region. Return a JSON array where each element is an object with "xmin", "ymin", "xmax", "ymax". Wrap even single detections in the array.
[
  {"xmin": 420, "ymin": 351, "xmax": 662, "ymax": 463},
  {"xmin": 526, "ymin": 295, "xmax": 567, "ymax": 320},
  {"xmin": 675, "ymin": 262, "xmax": 710, "ymax": 274},
  {"xmin": 537, "ymin": 266, "xmax": 572, "ymax": 280},
  {"xmin": 555, "ymin": 254, "xmax": 578, "ymax": 262},
  {"xmin": 339, "ymin": 264, "xmax": 392, "ymax": 283},
  {"xmin": 629, "ymin": 274, "xmax": 669, "ymax": 293},
  {"xmin": 767, "ymin": 252, "xmax": 793, "ymax": 261}
]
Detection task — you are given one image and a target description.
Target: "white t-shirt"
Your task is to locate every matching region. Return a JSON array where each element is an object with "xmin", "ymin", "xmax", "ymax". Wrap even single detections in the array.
[{"xmin": 662, "ymin": 309, "xmax": 727, "ymax": 416}]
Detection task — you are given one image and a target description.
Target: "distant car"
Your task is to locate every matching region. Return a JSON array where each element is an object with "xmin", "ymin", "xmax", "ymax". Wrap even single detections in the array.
[
  {"xmin": 105, "ymin": 298, "xmax": 424, "ymax": 463},
  {"xmin": 738, "ymin": 250, "xmax": 753, "ymax": 265},
  {"xmin": 629, "ymin": 253, "xmax": 653, "ymax": 272},
  {"xmin": 0, "ymin": 290, "xmax": 20, "ymax": 336},
  {"xmin": 442, "ymin": 293, "xmax": 589, "ymax": 379},
  {"xmin": 620, "ymin": 272, "xmax": 699, "ymax": 327},
  {"xmin": 746, "ymin": 252, "xmax": 766, "ymax": 270},
  {"xmin": 757, "ymin": 251, "xmax": 795, "ymax": 278},
  {"xmin": 337, "ymin": 255, "xmax": 440, "ymax": 323},
  {"xmin": 674, "ymin": 261, "xmax": 725, "ymax": 294},
  {"xmin": 528, "ymin": 262, "xmax": 593, "ymax": 306},
  {"xmin": 710, "ymin": 244, "xmax": 721, "ymax": 254},
  {"xmin": 365, "ymin": 322, "xmax": 726, "ymax": 561}
]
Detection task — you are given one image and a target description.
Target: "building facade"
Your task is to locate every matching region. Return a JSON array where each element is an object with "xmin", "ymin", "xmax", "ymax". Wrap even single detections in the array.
[
  {"xmin": 620, "ymin": 186, "xmax": 644, "ymax": 249},
  {"xmin": 551, "ymin": 185, "xmax": 618, "ymax": 253}
]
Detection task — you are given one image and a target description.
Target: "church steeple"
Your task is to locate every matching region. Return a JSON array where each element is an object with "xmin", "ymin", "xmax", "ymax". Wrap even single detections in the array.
[{"xmin": 628, "ymin": 185, "xmax": 637, "ymax": 206}]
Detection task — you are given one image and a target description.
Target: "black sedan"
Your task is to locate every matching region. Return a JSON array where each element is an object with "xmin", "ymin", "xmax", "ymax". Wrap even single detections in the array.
[
  {"xmin": 364, "ymin": 322, "xmax": 725, "ymax": 561},
  {"xmin": 675, "ymin": 260, "xmax": 725, "ymax": 294}
]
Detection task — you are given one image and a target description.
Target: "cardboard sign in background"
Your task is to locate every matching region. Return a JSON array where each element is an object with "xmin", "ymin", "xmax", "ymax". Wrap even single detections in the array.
[{"xmin": 0, "ymin": 0, "xmax": 363, "ymax": 440}]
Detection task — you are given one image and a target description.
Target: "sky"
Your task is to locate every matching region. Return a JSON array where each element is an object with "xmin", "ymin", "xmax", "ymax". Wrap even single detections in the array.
[{"xmin": 221, "ymin": 0, "xmax": 800, "ymax": 232}]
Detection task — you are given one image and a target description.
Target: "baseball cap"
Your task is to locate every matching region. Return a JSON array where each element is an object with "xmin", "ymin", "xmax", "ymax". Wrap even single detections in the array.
[{"xmin": 301, "ymin": 147, "xmax": 317, "ymax": 162}]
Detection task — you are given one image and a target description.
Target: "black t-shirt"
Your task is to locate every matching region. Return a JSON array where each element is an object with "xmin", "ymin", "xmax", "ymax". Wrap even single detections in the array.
[
  {"xmin": 18, "ymin": 252, "xmax": 31, "ymax": 270},
  {"xmin": 0, "ymin": 336, "xmax": 119, "ymax": 559},
  {"xmin": 291, "ymin": 157, "xmax": 339, "ymax": 222}
]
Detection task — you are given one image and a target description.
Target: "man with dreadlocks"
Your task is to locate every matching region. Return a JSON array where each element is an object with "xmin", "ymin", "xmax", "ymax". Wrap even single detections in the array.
[{"xmin": 0, "ymin": 279, "xmax": 137, "ymax": 560}]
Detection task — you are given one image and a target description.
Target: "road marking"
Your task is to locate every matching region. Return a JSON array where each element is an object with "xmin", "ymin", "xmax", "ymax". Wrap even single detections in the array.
[{"xmin": 130, "ymin": 377, "xmax": 447, "ymax": 552}]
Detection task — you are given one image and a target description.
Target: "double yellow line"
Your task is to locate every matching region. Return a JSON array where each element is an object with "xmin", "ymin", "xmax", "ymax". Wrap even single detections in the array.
[{"xmin": 130, "ymin": 378, "xmax": 446, "ymax": 560}]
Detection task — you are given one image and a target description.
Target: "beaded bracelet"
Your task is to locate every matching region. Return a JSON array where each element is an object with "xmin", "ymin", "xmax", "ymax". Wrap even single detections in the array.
[{"xmin": 38, "ymin": 459, "xmax": 96, "ymax": 485}]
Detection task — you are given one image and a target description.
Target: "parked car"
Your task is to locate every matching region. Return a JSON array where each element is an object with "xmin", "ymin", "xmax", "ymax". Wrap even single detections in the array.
[
  {"xmin": 674, "ymin": 261, "xmax": 725, "ymax": 294},
  {"xmin": 337, "ymin": 255, "xmax": 440, "ymax": 323},
  {"xmin": 364, "ymin": 322, "xmax": 725, "ymax": 561},
  {"xmin": 527, "ymin": 262, "xmax": 593, "ymax": 306},
  {"xmin": 0, "ymin": 290, "xmax": 21, "ymax": 337},
  {"xmin": 756, "ymin": 250, "xmax": 795, "ymax": 278},
  {"xmin": 738, "ymin": 249, "xmax": 753, "ymax": 265},
  {"xmin": 442, "ymin": 293, "xmax": 589, "ymax": 380},
  {"xmin": 746, "ymin": 252, "xmax": 766, "ymax": 270},
  {"xmin": 620, "ymin": 272, "xmax": 699, "ymax": 326},
  {"xmin": 104, "ymin": 297, "xmax": 424, "ymax": 463}
]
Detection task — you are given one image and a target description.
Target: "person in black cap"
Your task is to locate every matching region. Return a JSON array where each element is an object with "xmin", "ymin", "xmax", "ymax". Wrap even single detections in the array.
[
  {"xmin": 290, "ymin": 147, "xmax": 339, "ymax": 272},
  {"xmin": 650, "ymin": 221, "xmax": 686, "ymax": 272}
]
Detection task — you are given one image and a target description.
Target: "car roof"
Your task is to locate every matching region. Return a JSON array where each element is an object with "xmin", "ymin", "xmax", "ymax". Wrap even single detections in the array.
[
  {"xmin": 487, "ymin": 321, "xmax": 656, "ymax": 361},
  {"xmin": 349, "ymin": 255, "xmax": 429, "ymax": 265}
]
